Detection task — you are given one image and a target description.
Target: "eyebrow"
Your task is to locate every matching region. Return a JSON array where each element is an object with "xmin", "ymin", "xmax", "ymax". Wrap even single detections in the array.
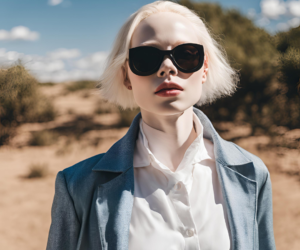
[{"xmin": 140, "ymin": 40, "xmax": 191, "ymax": 47}]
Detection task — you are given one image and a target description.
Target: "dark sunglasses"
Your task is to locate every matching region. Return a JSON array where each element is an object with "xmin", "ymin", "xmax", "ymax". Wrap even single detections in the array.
[{"xmin": 128, "ymin": 43, "xmax": 204, "ymax": 76}]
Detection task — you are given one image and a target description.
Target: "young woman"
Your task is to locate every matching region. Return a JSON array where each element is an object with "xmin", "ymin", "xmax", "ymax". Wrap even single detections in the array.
[{"xmin": 46, "ymin": 1, "xmax": 276, "ymax": 250}]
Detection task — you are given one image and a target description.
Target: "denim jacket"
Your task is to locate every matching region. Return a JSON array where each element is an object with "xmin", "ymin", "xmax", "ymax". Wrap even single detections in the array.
[{"xmin": 46, "ymin": 107, "xmax": 276, "ymax": 250}]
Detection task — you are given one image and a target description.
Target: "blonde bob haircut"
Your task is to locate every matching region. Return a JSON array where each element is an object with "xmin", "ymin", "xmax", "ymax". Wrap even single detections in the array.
[{"xmin": 97, "ymin": 0, "xmax": 240, "ymax": 110}]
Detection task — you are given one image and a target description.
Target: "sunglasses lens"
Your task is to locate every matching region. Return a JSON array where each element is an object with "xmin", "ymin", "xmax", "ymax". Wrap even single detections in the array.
[
  {"xmin": 129, "ymin": 44, "xmax": 204, "ymax": 75},
  {"xmin": 173, "ymin": 44, "xmax": 202, "ymax": 71},
  {"xmin": 130, "ymin": 46, "xmax": 161, "ymax": 74}
]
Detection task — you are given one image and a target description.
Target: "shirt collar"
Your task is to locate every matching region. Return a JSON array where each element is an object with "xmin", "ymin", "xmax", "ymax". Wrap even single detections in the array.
[{"xmin": 133, "ymin": 111, "xmax": 213, "ymax": 170}]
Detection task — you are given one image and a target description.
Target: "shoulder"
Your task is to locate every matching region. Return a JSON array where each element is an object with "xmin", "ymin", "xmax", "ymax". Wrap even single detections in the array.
[
  {"xmin": 227, "ymin": 139, "xmax": 270, "ymax": 185},
  {"xmin": 58, "ymin": 153, "xmax": 106, "ymax": 197},
  {"xmin": 61, "ymin": 153, "xmax": 105, "ymax": 181}
]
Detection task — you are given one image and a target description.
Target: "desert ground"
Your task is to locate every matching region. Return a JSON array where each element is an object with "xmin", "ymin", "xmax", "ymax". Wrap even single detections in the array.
[{"xmin": 1, "ymin": 84, "xmax": 299, "ymax": 250}]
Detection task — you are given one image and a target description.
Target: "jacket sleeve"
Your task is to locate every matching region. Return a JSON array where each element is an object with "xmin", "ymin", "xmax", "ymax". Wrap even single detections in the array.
[
  {"xmin": 257, "ymin": 171, "xmax": 276, "ymax": 249},
  {"xmin": 46, "ymin": 171, "xmax": 80, "ymax": 250}
]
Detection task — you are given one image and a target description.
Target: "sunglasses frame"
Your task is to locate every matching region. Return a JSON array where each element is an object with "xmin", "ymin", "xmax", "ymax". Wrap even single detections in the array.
[{"xmin": 128, "ymin": 43, "xmax": 205, "ymax": 76}]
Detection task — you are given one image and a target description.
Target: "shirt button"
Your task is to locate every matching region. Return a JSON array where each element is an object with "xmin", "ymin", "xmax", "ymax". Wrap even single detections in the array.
[
  {"xmin": 174, "ymin": 182, "xmax": 182, "ymax": 191},
  {"xmin": 186, "ymin": 228, "xmax": 195, "ymax": 237}
]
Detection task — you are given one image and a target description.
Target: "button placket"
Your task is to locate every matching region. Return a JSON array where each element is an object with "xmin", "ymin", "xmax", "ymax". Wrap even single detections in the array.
[
  {"xmin": 186, "ymin": 228, "xmax": 195, "ymax": 237},
  {"xmin": 170, "ymin": 181, "xmax": 189, "ymax": 204},
  {"xmin": 174, "ymin": 181, "xmax": 182, "ymax": 191}
]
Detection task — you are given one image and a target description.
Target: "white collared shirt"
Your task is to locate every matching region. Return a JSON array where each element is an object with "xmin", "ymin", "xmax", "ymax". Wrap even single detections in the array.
[{"xmin": 129, "ymin": 112, "xmax": 231, "ymax": 250}]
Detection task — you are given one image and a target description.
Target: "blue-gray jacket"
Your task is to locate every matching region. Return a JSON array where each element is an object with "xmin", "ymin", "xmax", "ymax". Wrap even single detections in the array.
[{"xmin": 46, "ymin": 107, "xmax": 276, "ymax": 250}]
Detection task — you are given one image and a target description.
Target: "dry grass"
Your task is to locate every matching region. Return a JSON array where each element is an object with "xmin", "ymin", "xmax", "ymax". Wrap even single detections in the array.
[{"xmin": 64, "ymin": 80, "xmax": 97, "ymax": 92}]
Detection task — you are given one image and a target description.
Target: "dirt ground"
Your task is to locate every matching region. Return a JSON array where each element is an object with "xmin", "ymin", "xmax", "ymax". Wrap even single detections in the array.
[{"xmin": 1, "ymin": 84, "xmax": 299, "ymax": 249}]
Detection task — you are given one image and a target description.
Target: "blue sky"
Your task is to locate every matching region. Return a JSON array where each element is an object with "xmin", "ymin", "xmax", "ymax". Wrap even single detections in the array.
[{"xmin": 0, "ymin": 0, "xmax": 299, "ymax": 82}]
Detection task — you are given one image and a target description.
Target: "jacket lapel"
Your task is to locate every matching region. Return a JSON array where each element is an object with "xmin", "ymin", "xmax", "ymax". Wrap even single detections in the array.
[
  {"xmin": 92, "ymin": 111, "xmax": 140, "ymax": 250},
  {"xmin": 92, "ymin": 107, "xmax": 257, "ymax": 250},
  {"xmin": 195, "ymin": 107, "xmax": 257, "ymax": 250},
  {"xmin": 216, "ymin": 161, "xmax": 257, "ymax": 250}
]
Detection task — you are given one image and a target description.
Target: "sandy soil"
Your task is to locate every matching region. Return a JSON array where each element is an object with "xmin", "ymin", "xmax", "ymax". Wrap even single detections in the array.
[{"xmin": 1, "ymin": 84, "xmax": 299, "ymax": 249}]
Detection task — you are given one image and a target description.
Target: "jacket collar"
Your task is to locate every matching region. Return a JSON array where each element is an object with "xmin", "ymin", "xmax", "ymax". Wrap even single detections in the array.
[{"xmin": 92, "ymin": 107, "xmax": 252, "ymax": 173}]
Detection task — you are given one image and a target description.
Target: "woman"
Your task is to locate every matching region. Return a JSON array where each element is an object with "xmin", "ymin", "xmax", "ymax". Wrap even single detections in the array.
[{"xmin": 46, "ymin": 1, "xmax": 276, "ymax": 250}]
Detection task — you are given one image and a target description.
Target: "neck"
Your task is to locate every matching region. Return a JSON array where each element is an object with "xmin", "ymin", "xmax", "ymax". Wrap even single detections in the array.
[{"xmin": 140, "ymin": 106, "xmax": 197, "ymax": 172}]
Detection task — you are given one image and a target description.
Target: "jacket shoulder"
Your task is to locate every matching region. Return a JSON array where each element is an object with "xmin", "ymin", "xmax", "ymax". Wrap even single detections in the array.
[
  {"xmin": 228, "ymin": 140, "xmax": 270, "ymax": 183},
  {"xmin": 59, "ymin": 153, "xmax": 106, "ymax": 195},
  {"xmin": 62, "ymin": 153, "xmax": 105, "ymax": 180}
]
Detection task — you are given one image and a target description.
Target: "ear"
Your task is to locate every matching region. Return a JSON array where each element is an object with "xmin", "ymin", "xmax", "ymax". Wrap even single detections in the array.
[
  {"xmin": 122, "ymin": 62, "xmax": 131, "ymax": 88},
  {"xmin": 202, "ymin": 53, "xmax": 209, "ymax": 83}
]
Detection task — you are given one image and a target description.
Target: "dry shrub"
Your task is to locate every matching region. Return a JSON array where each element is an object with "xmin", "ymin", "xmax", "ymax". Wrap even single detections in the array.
[
  {"xmin": 25, "ymin": 163, "xmax": 48, "ymax": 179},
  {"xmin": 29, "ymin": 130, "xmax": 59, "ymax": 146},
  {"xmin": 0, "ymin": 124, "xmax": 16, "ymax": 145},
  {"xmin": 0, "ymin": 64, "xmax": 57, "ymax": 145}
]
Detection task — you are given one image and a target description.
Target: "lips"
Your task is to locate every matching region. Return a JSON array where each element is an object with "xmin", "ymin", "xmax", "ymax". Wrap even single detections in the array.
[{"xmin": 155, "ymin": 81, "xmax": 183, "ymax": 94}]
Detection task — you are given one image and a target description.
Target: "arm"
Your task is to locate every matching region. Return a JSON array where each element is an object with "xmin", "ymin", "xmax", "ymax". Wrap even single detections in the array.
[
  {"xmin": 46, "ymin": 171, "xmax": 80, "ymax": 250},
  {"xmin": 257, "ymin": 171, "xmax": 276, "ymax": 249}
]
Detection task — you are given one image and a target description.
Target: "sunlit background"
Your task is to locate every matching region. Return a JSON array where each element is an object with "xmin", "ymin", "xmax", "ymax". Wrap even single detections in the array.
[{"xmin": 1, "ymin": 1, "xmax": 300, "ymax": 250}]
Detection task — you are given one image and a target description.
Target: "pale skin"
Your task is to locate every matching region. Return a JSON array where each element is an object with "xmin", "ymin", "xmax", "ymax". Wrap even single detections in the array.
[{"xmin": 123, "ymin": 12, "xmax": 209, "ymax": 172}]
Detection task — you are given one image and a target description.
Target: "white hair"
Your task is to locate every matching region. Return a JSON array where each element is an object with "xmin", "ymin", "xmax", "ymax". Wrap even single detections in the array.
[{"xmin": 97, "ymin": 0, "xmax": 240, "ymax": 110}]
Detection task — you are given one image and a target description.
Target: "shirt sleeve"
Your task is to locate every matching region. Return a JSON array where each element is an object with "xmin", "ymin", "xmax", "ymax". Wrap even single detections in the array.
[
  {"xmin": 257, "ymin": 170, "xmax": 276, "ymax": 249},
  {"xmin": 46, "ymin": 171, "xmax": 80, "ymax": 250}
]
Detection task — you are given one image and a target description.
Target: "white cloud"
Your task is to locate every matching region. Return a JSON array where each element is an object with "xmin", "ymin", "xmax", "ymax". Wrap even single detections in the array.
[
  {"xmin": 256, "ymin": 17, "xmax": 271, "ymax": 26},
  {"xmin": 287, "ymin": 1, "xmax": 300, "ymax": 17},
  {"xmin": 247, "ymin": 8, "xmax": 257, "ymax": 19},
  {"xmin": 260, "ymin": 0, "xmax": 286, "ymax": 19},
  {"xmin": 0, "ymin": 48, "xmax": 25, "ymax": 63},
  {"xmin": 48, "ymin": 0, "xmax": 63, "ymax": 6},
  {"xmin": 75, "ymin": 51, "xmax": 108, "ymax": 69},
  {"xmin": 289, "ymin": 16, "xmax": 300, "ymax": 26},
  {"xmin": 260, "ymin": 0, "xmax": 300, "ymax": 19},
  {"xmin": 276, "ymin": 23, "xmax": 289, "ymax": 31},
  {"xmin": 0, "ymin": 26, "xmax": 39, "ymax": 41},
  {"xmin": 0, "ymin": 30, "xmax": 9, "ymax": 40},
  {"xmin": 47, "ymin": 48, "xmax": 81, "ymax": 59},
  {"xmin": 277, "ymin": 17, "xmax": 300, "ymax": 31},
  {"xmin": 29, "ymin": 59, "xmax": 65, "ymax": 72},
  {"xmin": 0, "ymin": 48, "xmax": 108, "ymax": 83}
]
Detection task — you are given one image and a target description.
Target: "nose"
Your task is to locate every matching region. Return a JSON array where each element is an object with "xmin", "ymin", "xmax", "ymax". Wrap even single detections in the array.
[{"xmin": 157, "ymin": 55, "xmax": 178, "ymax": 78}]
